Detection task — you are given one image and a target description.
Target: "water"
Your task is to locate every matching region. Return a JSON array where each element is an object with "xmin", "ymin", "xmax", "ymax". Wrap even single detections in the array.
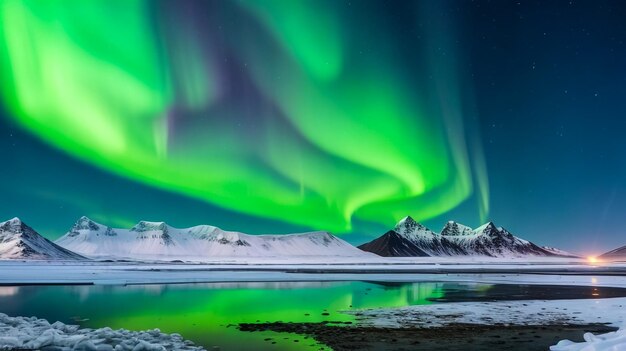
[{"xmin": 0, "ymin": 281, "xmax": 622, "ymax": 350}]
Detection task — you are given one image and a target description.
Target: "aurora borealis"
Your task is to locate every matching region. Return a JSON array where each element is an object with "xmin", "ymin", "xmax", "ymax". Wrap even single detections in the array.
[
  {"xmin": 0, "ymin": 0, "xmax": 486, "ymax": 233},
  {"xmin": 2, "ymin": 0, "xmax": 626, "ymax": 252}
]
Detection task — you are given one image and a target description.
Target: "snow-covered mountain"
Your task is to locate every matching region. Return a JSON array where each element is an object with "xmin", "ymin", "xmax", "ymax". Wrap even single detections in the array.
[
  {"xmin": 600, "ymin": 245, "xmax": 626, "ymax": 261},
  {"xmin": 440, "ymin": 221, "xmax": 475, "ymax": 236},
  {"xmin": 0, "ymin": 218, "xmax": 85, "ymax": 260},
  {"xmin": 55, "ymin": 216, "xmax": 372, "ymax": 260},
  {"xmin": 358, "ymin": 217, "xmax": 466, "ymax": 256},
  {"xmin": 359, "ymin": 216, "xmax": 573, "ymax": 258}
]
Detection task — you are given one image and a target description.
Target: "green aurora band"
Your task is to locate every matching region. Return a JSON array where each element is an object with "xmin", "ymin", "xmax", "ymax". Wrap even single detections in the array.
[{"xmin": 0, "ymin": 0, "xmax": 488, "ymax": 233}]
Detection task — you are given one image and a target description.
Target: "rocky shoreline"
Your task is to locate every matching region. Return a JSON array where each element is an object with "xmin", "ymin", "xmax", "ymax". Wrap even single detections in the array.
[
  {"xmin": 238, "ymin": 295, "xmax": 626, "ymax": 350},
  {"xmin": 239, "ymin": 321, "xmax": 616, "ymax": 351}
]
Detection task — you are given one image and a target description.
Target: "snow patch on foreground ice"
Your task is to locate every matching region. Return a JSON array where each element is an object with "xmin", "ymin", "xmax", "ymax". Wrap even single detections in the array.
[
  {"xmin": 551, "ymin": 327, "xmax": 626, "ymax": 350},
  {"xmin": 350, "ymin": 298, "xmax": 626, "ymax": 350},
  {"xmin": 350, "ymin": 297, "xmax": 626, "ymax": 328},
  {"xmin": 0, "ymin": 313, "xmax": 204, "ymax": 351}
]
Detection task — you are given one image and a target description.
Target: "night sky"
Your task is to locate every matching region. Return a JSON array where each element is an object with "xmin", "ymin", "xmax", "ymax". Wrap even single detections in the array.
[{"xmin": 1, "ymin": 0, "xmax": 625, "ymax": 255}]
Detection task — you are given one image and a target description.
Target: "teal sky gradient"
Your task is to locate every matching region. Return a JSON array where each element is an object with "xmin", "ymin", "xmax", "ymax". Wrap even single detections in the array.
[{"xmin": 2, "ymin": 0, "xmax": 626, "ymax": 253}]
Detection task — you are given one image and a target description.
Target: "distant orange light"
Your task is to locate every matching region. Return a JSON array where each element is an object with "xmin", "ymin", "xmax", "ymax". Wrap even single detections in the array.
[{"xmin": 588, "ymin": 256, "xmax": 599, "ymax": 264}]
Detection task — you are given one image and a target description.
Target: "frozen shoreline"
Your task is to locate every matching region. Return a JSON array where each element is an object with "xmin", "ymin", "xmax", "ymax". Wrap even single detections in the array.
[
  {"xmin": 350, "ymin": 297, "xmax": 626, "ymax": 328},
  {"xmin": 2, "ymin": 259, "xmax": 626, "ymax": 350},
  {"xmin": 1, "ymin": 259, "xmax": 626, "ymax": 287},
  {"xmin": 347, "ymin": 297, "xmax": 626, "ymax": 351}
]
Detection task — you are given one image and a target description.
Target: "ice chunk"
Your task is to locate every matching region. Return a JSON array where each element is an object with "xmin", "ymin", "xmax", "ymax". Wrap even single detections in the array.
[
  {"xmin": 0, "ymin": 313, "xmax": 205, "ymax": 350},
  {"xmin": 551, "ymin": 326, "xmax": 626, "ymax": 351}
]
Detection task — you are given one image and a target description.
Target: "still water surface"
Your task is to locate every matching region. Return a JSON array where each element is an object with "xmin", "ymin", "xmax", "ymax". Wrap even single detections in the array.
[{"xmin": 2, "ymin": 281, "xmax": 611, "ymax": 350}]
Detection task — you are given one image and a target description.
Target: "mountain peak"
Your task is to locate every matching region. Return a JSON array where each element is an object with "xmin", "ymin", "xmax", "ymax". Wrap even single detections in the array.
[
  {"xmin": 441, "ymin": 221, "xmax": 474, "ymax": 236},
  {"xmin": 8, "ymin": 217, "xmax": 21, "ymax": 224},
  {"xmin": 474, "ymin": 222, "xmax": 514, "ymax": 239},
  {"xmin": 131, "ymin": 221, "xmax": 168, "ymax": 233},
  {"xmin": 394, "ymin": 216, "xmax": 418, "ymax": 230},
  {"xmin": 394, "ymin": 216, "xmax": 432, "ymax": 237},
  {"xmin": 1, "ymin": 218, "xmax": 85, "ymax": 260},
  {"xmin": 0, "ymin": 217, "xmax": 25, "ymax": 233},
  {"xmin": 1, "ymin": 217, "xmax": 22, "ymax": 226},
  {"xmin": 474, "ymin": 221, "xmax": 497, "ymax": 233},
  {"xmin": 71, "ymin": 216, "xmax": 101, "ymax": 232},
  {"xmin": 399, "ymin": 215, "xmax": 416, "ymax": 224},
  {"xmin": 391, "ymin": 216, "xmax": 439, "ymax": 242},
  {"xmin": 137, "ymin": 220, "xmax": 166, "ymax": 226}
]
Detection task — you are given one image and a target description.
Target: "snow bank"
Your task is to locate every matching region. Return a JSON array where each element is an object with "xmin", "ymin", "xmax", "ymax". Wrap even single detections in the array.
[
  {"xmin": 3, "ymin": 260, "xmax": 626, "ymax": 286},
  {"xmin": 350, "ymin": 297, "xmax": 626, "ymax": 350},
  {"xmin": 0, "ymin": 313, "xmax": 204, "ymax": 350},
  {"xmin": 350, "ymin": 297, "xmax": 626, "ymax": 328},
  {"xmin": 551, "ymin": 326, "xmax": 626, "ymax": 350}
]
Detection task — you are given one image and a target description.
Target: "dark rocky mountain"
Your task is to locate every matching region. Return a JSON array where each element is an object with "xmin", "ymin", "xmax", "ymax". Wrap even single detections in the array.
[
  {"xmin": 357, "ymin": 230, "xmax": 430, "ymax": 257},
  {"xmin": 359, "ymin": 216, "xmax": 575, "ymax": 258},
  {"xmin": 600, "ymin": 245, "xmax": 626, "ymax": 261}
]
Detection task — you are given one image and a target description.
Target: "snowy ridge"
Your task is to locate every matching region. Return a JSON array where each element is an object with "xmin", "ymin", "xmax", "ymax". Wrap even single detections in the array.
[
  {"xmin": 600, "ymin": 245, "xmax": 626, "ymax": 261},
  {"xmin": 55, "ymin": 216, "xmax": 372, "ymax": 260},
  {"xmin": 350, "ymin": 297, "xmax": 626, "ymax": 329},
  {"xmin": 542, "ymin": 246, "xmax": 578, "ymax": 258},
  {"xmin": 446, "ymin": 221, "xmax": 554, "ymax": 257},
  {"xmin": 0, "ymin": 218, "xmax": 85, "ymax": 260},
  {"xmin": 359, "ymin": 216, "xmax": 571, "ymax": 258},
  {"xmin": 441, "ymin": 220, "xmax": 475, "ymax": 236}
]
